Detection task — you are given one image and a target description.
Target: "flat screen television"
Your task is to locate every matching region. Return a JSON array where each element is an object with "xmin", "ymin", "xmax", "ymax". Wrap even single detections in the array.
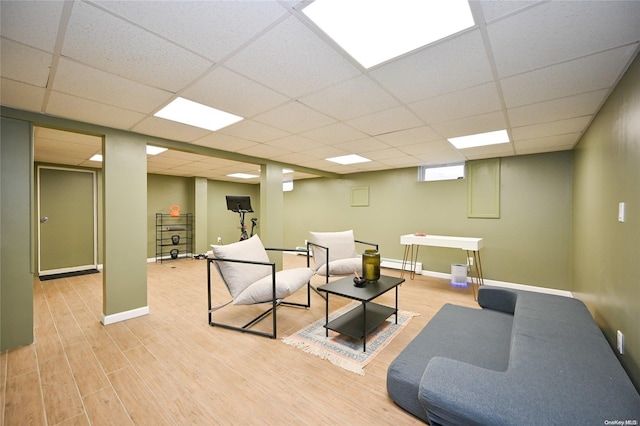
[{"xmin": 225, "ymin": 195, "xmax": 253, "ymax": 212}]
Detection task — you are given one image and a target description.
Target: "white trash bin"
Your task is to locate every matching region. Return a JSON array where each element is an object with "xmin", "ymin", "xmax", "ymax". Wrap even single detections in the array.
[{"xmin": 451, "ymin": 263, "xmax": 468, "ymax": 287}]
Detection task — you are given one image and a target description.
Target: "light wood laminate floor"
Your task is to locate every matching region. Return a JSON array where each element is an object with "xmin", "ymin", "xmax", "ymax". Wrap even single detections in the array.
[{"xmin": 1, "ymin": 254, "xmax": 478, "ymax": 425}]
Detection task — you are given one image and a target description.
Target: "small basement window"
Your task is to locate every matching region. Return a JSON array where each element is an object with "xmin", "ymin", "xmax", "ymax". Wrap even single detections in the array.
[{"xmin": 418, "ymin": 163, "xmax": 465, "ymax": 182}]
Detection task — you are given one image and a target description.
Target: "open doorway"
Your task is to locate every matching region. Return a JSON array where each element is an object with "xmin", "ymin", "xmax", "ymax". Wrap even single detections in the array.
[{"xmin": 34, "ymin": 126, "xmax": 102, "ymax": 278}]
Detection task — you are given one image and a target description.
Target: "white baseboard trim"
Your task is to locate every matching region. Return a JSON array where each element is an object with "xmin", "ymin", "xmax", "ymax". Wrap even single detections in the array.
[
  {"xmin": 418, "ymin": 269, "xmax": 573, "ymax": 298},
  {"xmin": 101, "ymin": 306, "xmax": 150, "ymax": 325}
]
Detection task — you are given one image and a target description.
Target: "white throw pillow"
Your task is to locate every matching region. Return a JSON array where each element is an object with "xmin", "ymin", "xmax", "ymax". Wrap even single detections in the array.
[
  {"xmin": 309, "ymin": 230, "xmax": 358, "ymax": 271},
  {"xmin": 234, "ymin": 267, "xmax": 313, "ymax": 305},
  {"xmin": 210, "ymin": 235, "xmax": 271, "ymax": 299},
  {"xmin": 316, "ymin": 257, "xmax": 362, "ymax": 276}
]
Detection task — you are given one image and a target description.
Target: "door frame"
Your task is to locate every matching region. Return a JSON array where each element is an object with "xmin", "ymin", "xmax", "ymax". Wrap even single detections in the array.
[{"xmin": 37, "ymin": 165, "xmax": 98, "ymax": 276}]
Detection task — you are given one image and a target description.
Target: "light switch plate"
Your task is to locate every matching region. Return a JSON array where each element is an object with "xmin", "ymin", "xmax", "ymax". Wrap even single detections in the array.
[
  {"xmin": 618, "ymin": 202, "xmax": 625, "ymax": 222},
  {"xmin": 617, "ymin": 330, "xmax": 624, "ymax": 354}
]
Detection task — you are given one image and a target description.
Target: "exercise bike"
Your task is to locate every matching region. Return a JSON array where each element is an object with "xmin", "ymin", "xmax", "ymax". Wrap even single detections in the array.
[{"xmin": 225, "ymin": 195, "xmax": 258, "ymax": 241}]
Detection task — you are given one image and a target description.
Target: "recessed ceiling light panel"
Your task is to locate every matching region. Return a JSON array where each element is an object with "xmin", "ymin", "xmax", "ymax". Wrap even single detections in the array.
[
  {"xmin": 302, "ymin": 0, "xmax": 475, "ymax": 68},
  {"xmin": 146, "ymin": 145, "xmax": 168, "ymax": 155},
  {"xmin": 154, "ymin": 97, "xmax": 243, "ymax": 132},
  {"xmin": 326, "ymin": 154, "xmax": 371, "ymax": 165},
  {"xmin": 448, "ymin": 130, "xmax": 510, "ymax": 149},
  {"xmin": 227, "ymin": 173, "xmax": 259, "ymax": 179}
]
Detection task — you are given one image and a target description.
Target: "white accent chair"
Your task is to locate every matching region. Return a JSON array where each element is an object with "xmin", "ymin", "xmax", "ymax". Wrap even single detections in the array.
[
  {"xmin": 208, "ymin": 235, "xmax": 313, "ymax": 338},
  {"xmin": 307, "ymin": 230, "xmax": 378, "ymax": 296}
]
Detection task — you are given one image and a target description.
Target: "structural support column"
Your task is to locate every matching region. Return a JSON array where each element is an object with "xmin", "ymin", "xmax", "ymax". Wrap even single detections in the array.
[
  {"xmin": 194, "ymin": 177, "xmax": 208, "ymax": 254},
  {"xmin": 0, "ymin": 117, "xmax": 34, "ymax": 350},
  {"xmin": 102, "ymin": 132, "xmax": 148, "ymax": 324},
  {"xmin": 260, "ymin": 164, "xmax": 283, "ymax": 269}
]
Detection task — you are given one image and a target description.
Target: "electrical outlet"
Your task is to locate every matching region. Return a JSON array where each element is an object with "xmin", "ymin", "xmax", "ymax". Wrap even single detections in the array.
[
  {"xmin": 217, "ymin": 237, "xmax": 222, "ymax": 243},
  {"xmin": 468, "ymin": 256, "xmax": 473, "ymax": 266},
  {"xmin": 617, "ymin": 330, "xmax": 624, "ymax": 354}
]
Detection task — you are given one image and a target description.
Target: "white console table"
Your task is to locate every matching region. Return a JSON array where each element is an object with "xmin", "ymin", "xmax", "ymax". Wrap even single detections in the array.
[{"xmin": 400, "ymin": 234, "xmax": 485, "ymax": 299}]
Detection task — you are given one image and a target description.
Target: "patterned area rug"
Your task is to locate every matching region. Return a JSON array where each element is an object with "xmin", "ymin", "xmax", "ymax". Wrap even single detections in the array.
[{"xmin": 283, "ymin": 302, "xmax": 418, "ymax": 375}]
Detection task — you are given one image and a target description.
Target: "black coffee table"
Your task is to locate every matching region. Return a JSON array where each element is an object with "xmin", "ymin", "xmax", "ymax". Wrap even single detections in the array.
[{"xmin": 317, "ymin": 275, "xmax": 405, "ymax": 352}]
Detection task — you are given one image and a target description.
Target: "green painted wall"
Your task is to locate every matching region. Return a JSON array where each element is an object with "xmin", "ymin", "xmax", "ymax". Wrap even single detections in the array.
[
  {"xmin": 283, "ymin": 151, "xmax": 573, "ymax": 290},
  {"xmin": 1, "ymin": 117, "xmax": 34, "ymax": 350},
  {"xmin": 573, "ymin": 54, "xmax": 640, "ymax": 389}
]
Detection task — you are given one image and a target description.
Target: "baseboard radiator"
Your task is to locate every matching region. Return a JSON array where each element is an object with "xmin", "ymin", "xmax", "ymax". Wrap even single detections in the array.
[{"xmin": 381, "ymin": 258, "xmax": 422, "ymax": 274}]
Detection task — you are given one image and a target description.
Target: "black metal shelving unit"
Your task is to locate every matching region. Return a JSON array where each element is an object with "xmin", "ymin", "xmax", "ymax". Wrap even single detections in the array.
[{"xmin": 155, "ymin": 213, "xmax": 193, "ymax": 263}]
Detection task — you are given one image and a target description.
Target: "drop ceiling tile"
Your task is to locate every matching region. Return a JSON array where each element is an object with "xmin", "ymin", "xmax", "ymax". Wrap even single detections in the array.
[
  {"xmin": 147, "ymin": 156, "xmax": 193, "ymax": 169},
  {"xmin": 46, "ymin": 92, "xmax": 146, "ymax": 130},
  {"xmin": 346, "ymin": 107, "xmax": 424, "ymax": 136},
  {"xmin": 298, "ymin": 75, "xmax": 399, "ymax": 121},
  {"xmin": 182, "ymin": 67, "xmax": 289, "ymax": 118},
  {"xmin": 361, "ymin": 147, "xmax": 408, "ymax": 161},
  {"xmin": 53, "ymin": 58, "xmax": 173, "ymax": 113},
  {"xmin": 218, "ymin": 119, "xmax": 290, "ymax": 143},
  {"xmin": 271, "ymin": 152, "xmax": 318, "ymax": 166},
  {"xmin": 430, "ymin": 111, "xmax": 507, "ymax": 139},
  {"xmin": 461, "ymin": 143, "xmax": 515, "ymax": 160},
  {"xmin": 414, "ymin": 149, "xmax": 466, "ymax": 166},
  {"xmin": 1, "ymin": 39, "xmax": 52, "ymax": 87},
  {"xmin": 300, "ymin": 123, "xmax": 367, "ymax": 144},
  {"xmin": 333, "ymin": 137, "xmax": 389, "ymax": 153},
  {"xmin": 62, "ymin": 1, "xmax": 213, "ymax": 92},
  {"xmin": 300, "ymin": 145, "xmax": 351, "ymax": 160},
  {"xmin": 488, "ymin": 1, "xmax": 640, "ymax": 78},
  {"xmin": 409, "ymin": 83, "xmax": 503, "ymax": 124},
  {"xmin": 501, "ymin": 46, "xmax": 637, "ymax": 108},
  {"xmin": 192, "ymin": 132, "xmax": 258, "ymax": 152},
  {"xmin": 132, "ymin": 117, "xmax": 210, "ymax": 142},
  {"xmin": 380, "ymin": 156, "xmax": 423, "ymax": 167},
  {"xmin": 370, "ymin": 29, "xmax": 494, "ymax": 103},
  {"xmin": 35, "ymin": 127, "xmax": 102, "ymax": 145},
  {"xmin": 507, "ymin": 89, "xmax": 609, "ymax": 128},
  {"xmin": 34, "ymin": 145, "xmax": 94, "ymax": 162},
  {"xmin": 236, "ymin": 143, "xmax": 290, "ymax": 159},
  {"xmin": 164, "ymin": 161, "xmax": 216, "ymax": 174},
  {"xmin": 512, "ymin": 116, "xmax": 592, "ymax": 141},
  {"xmin": 514, "ymin": 133, "xmax": 581, "ymax": 154},
  {"xmin": 477, "ymin": 1, "xmax": 540, "ymax": 24},
  {"xmin": 224, "ymin": 15, "xmax": 361, "ymax": 98},
  {"xmin": 93, "ymin": 0, "xmax": 287, "ymax": 62},
  {"xmin": 0, "ymin": 0, "xmax": 65, "ymax": 52},
  {"xmin": 253, "ymin": 101, "xmax": 336, "ymax": 134},
  {"xmin": 266, "ymin": 135, "xmax": 318, "ymax": 152},
  {"xmin": 400, "ymin": 139, "xmax": 461, "ymax": 157},
  {"xmin": 375, "ymin": 126, "xmax": 442, "ymax": 147},
  {"xmin": 0, "ymin": 78, "xmax": 46, "ymax": 111}
]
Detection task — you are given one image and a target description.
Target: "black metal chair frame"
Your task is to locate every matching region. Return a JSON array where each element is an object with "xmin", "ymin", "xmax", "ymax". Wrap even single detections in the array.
[
  {"xmin": 207, "ymin": 247, "xmax": 311, "ymax": 339},
  {"xmin": 306, "ymin": 239, "xmax": 379, "ymax": 299}
]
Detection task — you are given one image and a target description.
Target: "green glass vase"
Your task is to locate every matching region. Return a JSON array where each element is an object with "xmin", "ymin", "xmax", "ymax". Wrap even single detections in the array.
[{"xmin": 362, "ymin": 249, "xmax": 380, "ymax": 282}]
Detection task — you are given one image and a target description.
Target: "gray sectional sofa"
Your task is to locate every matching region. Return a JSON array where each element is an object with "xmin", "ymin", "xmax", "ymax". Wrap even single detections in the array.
[{"xmin": 387, "ymin": 286, "xmax": 640, "ymax": 425}]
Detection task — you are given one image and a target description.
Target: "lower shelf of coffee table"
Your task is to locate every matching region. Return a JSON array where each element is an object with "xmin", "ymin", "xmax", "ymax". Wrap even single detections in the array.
[{"xmin": 324, "ymin": 302, "xmax": 396, "ymax": 340}]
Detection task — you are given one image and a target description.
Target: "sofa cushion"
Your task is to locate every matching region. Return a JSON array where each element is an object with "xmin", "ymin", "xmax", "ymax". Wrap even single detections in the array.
[{"xmin": 387, "ymin": 303, "xmax": 513, "ymax": 422}]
